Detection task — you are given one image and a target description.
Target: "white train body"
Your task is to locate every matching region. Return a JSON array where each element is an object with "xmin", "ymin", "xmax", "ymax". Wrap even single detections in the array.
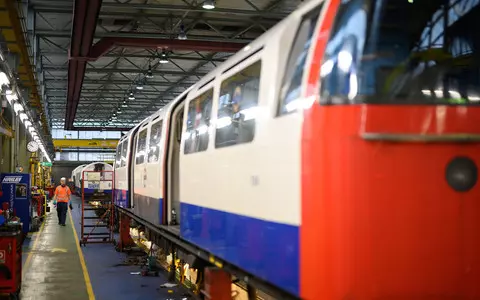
[
  {"xmin": 76, "ymin": 162, "xmax": 113, "ymax": 194},
  {"xmin": 114, "ymin": 0, "xmax": 480, "ymax": 299},
  {"xmin": 72, "ymin": 164, "xmax": 86, "ymax": 194},
  {"xmin": 114, "ymin": 0, "xmax": 323, "ymax": 296}
]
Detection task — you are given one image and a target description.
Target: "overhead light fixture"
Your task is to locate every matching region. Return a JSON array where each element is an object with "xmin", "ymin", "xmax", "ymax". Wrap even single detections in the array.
[
  {"xmin": 159, "ymin": 50, "xmax": 169, "ymax": 64},
  {"xmin": 19, "ymin": 113, "xmax": 28, "ymax": 122},
  {"xmin": 203, "ymin": 0, "xmax": 215, "ymax": 9},
  {"xmin": 24, "ymin": 120, "xmax": 32, "ymax": 127},
  {"xmin": 128, "ymin": 91, "xmax": 135, "ymax": 100},
  {"xmin": 6, "ymin": 93, "xmax": 17, "ymax": 103},
  {"xmin": 146, "ymin": 64, "xmax": 153, "ymax": 79},
  {"xmin": 136, "ymin": 82, "xmax": 144, "ymax": 90},
  {"xmin": 0, "ymin": 72, "xmax": 9, "ymax": 86},
  {"xmin": 29, "ymin": 126, "xmax": 35, "ymax": 133},
  {"xmin": 5, "ymin": 87, "xmax": 12, "ymax": 95},
  {"xmin": 178, "ymin": 24, "xmax": 187, "ymax": 40}
]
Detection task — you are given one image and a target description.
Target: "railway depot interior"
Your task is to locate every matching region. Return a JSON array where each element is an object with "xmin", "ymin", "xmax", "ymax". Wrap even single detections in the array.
[{"xmin": 1, "ymin": 0, "xmax": 480, "ymax": 299}]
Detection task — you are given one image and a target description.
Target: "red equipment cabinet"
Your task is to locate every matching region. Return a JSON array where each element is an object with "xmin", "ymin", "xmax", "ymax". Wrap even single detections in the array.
[{"xmin": 0, "ymin": 227, "xmax": 22, "ymax": 299}]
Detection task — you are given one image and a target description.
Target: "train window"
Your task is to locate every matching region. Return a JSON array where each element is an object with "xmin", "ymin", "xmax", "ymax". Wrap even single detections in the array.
[
  {"xmin": 115, "ymin": 142, "xmax": 122, "ymax": 168},
  {"xmin": 320, "ymin": 0, "xmax": 480, "ymax": 105},
  {"xmin": 148, "ymin": 120, "xmax": 163, "ymax": 163},
  {"xmin": 135, "ymin": 129, "xmax": 148, "ymax": 165},
  {"xmin": 278, "ymin": 6, "xmax": 321, "ymax": 115},
  {"xmin": 184, "ymin": 89, "xmax": 213, "ymax": 154},
  {"xmin": 215, "ymin": 61, "xmax": 261, "ymax": 148},
  {"xmin": 120, "ymin": 140, "xmax": 128, "ymax": 167}
]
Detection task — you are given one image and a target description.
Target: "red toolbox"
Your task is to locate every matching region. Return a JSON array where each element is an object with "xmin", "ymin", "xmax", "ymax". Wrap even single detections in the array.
[{"xmin": 0, "ymin": 226, "xmax": 22, "ymax": 299}]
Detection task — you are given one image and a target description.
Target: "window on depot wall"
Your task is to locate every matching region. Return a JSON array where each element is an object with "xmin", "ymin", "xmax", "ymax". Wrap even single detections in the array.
[
  {"xmin": 184, "ymin": 89, "xmax": 213, "ymax": 154},
  {"xmin": 215, "ymin": 60, "xmax": 262, "ymax": 148},
  {"xmin": 135, "ymin": 129, "xmax": 148, "ymax": 164},
  {"xmin": 148, "ymin": 120, "xmax": 163, "ymax": 163},
  {"xmin": 278, "ymin": 6, "xmax": 322, "ymax": 115},
  {"xmin": 319, "ymin": 0, "xmax": 480, "ymax": 105}
]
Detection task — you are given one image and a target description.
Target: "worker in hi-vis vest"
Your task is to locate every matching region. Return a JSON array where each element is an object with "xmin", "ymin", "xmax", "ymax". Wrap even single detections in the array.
[{"xmin": 53, "ymin": 177, "xmax": 72, "ymax": 226}]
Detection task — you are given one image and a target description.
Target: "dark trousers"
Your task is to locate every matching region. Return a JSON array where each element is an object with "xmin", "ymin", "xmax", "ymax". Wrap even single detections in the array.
[{"xmin": 57, "ymin": 202, "xmax": 68, "ymax": 225}]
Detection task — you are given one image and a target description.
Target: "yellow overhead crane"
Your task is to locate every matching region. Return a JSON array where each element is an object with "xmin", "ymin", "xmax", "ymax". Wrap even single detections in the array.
[{"xmin": 53, "ymin": 139, "xmax": 119, "ymax": 149}]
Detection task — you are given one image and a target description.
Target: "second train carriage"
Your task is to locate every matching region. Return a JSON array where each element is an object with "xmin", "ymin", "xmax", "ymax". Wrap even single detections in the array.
[
  {"xmin": 71, "ymin": 164, "xmax": 86, "ymax": 195},
  {"xmin": 115, "ymin": 0, "xmax": 480, "ymax": 298},
  {"xmin": 76, "ymin": 162, "xmax": 113, "ymax": 196}
]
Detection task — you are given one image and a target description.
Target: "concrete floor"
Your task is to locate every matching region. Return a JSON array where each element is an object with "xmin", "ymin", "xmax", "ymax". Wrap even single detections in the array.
[{"xmin": 18, "ymin": 196, "xmax": 189, "ymax": 300}]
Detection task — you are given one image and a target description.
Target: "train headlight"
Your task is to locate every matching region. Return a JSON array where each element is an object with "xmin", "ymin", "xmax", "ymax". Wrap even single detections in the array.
[{"xmin": 445, "ymin": 156, "xmax": 478, "ymax": 192}]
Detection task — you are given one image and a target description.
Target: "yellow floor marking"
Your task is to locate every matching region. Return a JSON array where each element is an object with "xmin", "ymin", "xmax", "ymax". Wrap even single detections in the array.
[
  {"xmin": 22, "ymin": 220, "xmax": 46, "ymax": 278},
  {"xmin": 69, "ymin": 209, "xmax": 96, "ymax": 300}
]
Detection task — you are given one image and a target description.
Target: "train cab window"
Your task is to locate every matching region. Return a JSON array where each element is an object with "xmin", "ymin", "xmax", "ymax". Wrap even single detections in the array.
[
  {"xmin": 278, "ymin": 6, "xmax": 321, "ymax": 115},
  {"xmin": 135, "ymin": 129, "xmax": 148, "ymax": 164},
  {"xmin": 115, "ymin": 142, "xmax": 122, "ymax": 168},
  {"xmin": 319, "ymin": 0, "xmax": 480, "ymax": 105},
  {"xmin": 184, "ymin": 89, "xmax": 213, "ymax": 154},
  {"xmin": 148, "ymin": 120, "xmax": 163, "ymax": 163},
  {"xmin": 215, "ymin": 61, "xmax": 261, "ymax": 148},
  {"xmin": 120, "ymin": 140, "xmax": 128, "ymax": 167}
]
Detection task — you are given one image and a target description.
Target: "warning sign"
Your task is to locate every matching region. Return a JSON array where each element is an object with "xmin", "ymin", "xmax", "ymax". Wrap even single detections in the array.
[{"xmin": 0, "ymin": 250, "xmax": 5, "ymax": 263}]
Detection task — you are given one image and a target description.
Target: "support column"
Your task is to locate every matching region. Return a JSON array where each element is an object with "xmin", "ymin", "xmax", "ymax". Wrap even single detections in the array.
[{"xmin": 203, "ymin": 267, "xmax": 231, "ymax": 300}]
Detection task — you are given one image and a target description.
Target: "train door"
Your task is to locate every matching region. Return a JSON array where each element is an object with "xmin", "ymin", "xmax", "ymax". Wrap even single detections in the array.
[
  {"xmin": 145, "ymin": 118, "xmax": 164, "ymax": 225},
  {"xmin": 166, "ymin": 98, "xmax": 186, "ymax": 228}
]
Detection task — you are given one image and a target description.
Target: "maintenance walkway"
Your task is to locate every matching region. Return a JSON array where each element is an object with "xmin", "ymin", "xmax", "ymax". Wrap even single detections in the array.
[{"xmin": 19, "ymin": 196, "xmax": 187, "ymax": 300}]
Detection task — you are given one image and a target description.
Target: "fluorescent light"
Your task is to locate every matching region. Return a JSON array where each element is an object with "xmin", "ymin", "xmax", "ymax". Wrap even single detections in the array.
[
  {"xmin": 6, "ymin": 93, "xmax": 17, "ymax": 103},
  {"xmin": 202, "ymin": 0, "xmax": 215, "ymax": 9},
  {"xmin": 13, "ymin": 103, "xmax": 23, "ymax": 114},
  {"xmin": 0, "ymin": 72, "xmax": 9, "ymax": 86},
  {"xmin": 19, "ymin": 113, "xmax": 28, "ymax": 122}
]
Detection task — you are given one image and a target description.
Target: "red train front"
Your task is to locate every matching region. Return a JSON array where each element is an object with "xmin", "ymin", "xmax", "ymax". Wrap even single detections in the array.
[{"xmin": 300, "ymin": 0, "xmax": 480, "ymax": 298}]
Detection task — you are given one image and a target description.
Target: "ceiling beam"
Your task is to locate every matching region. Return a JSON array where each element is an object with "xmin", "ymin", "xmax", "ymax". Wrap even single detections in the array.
[
  {"xmin": 88, "ymin": 37, "xmax": 246, "ymax": 60},
  {"xmin": 30, "ymin": 0, "xmax": 289, "ymax": 18},
  {"xmin": 36, "ymin": 30, "xmax": 252, "ymax": 43},
  {"xmin": 45, "ymin": 66, "xmax": 209, "ymax": 76},
  {"xmin": 40, "ymin": 51, "xmax": 229, "ymax": 62}
]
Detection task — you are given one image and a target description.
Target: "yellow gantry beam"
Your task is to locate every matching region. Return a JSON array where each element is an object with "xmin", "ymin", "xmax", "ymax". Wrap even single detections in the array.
[{"xmin": 53, "ymin": 139, "xmax": 119, "ymax": 149}]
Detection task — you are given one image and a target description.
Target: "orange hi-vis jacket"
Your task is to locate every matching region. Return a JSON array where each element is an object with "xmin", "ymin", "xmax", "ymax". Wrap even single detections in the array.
[{"xmin": 55, "ymin": 185, "xmax": 71, "ymax": 203}]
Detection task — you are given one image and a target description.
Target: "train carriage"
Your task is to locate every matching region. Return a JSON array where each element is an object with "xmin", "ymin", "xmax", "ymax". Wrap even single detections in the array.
[
  {"xmin": 76, "ymin": 162, "xmax": 113, "ymax": 196},
  {"xmin": 71, "ymin": 164, "xmax": 86, "ymax": 195},
  {"xmin": 115, "ymin": 0, "xmax": 480, "ymax": 298}
]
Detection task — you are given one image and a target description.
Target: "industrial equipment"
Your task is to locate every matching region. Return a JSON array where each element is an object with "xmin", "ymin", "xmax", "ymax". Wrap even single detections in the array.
[
  {"xmin": 0, "ymin": 173, "xmax": 32, "ymax": 234},
  {"xmin": 0, "ymin": 203, "xmax": 23, "ymax": 299}
]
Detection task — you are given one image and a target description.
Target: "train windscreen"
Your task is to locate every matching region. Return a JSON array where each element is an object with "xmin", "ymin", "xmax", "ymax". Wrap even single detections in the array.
[{"xmin": 319, "ymin": 0, "xmax": 480, "ymax": 105}]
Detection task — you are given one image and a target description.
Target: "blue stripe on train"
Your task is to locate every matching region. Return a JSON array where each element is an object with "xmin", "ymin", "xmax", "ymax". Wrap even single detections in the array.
[
  {"xmin": 114, "ymin": 189, "xmax": 130, "ymax": 208},
  {"xmin": 82, "ymin": 188, "xmax": 112, "ymax": 194},
  {"xmin": 180, "ymin": 202, "xmax": 299, "ymax": 296}
]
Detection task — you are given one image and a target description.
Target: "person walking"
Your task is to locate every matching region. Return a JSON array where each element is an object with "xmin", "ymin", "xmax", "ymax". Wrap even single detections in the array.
[{"xmin": 53, "ymin": 177, "xmax": 71, "ymax": 226}]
